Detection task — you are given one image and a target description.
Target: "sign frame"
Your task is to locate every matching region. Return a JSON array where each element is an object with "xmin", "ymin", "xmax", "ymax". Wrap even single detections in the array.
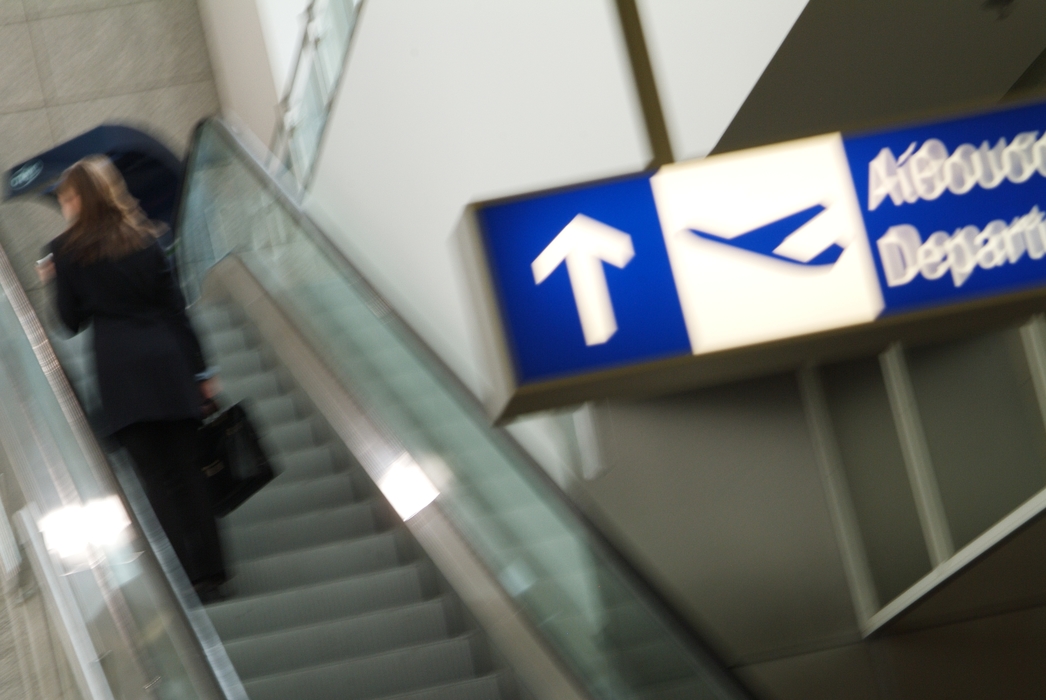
[{"xmin": 458, "ymin": 99, "xmax": 1046, "ymax": 422}]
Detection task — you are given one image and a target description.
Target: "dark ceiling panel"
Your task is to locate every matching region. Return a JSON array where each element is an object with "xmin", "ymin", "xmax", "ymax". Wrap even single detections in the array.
[
  {"xmin": 712, "ymin": 0, "xmax": 1046, "ymax": 154},
  {"xmin": 1005, "ymin": 44, "xmax": 1046, "ymax": 100}
]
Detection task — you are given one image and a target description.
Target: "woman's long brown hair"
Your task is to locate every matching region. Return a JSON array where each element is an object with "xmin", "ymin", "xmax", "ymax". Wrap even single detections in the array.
[{"xmin": 55, "ymin": 156, "xmax": 159, "ymax": 264}]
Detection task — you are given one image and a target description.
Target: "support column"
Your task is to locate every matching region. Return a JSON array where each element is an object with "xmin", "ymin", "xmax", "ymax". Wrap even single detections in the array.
[
  {"xmin": 612, "ymin": 0, "xmax": 675, "ymax": 166},
  {"xmin": 880, "ymin": 343, "xmax": 954, "ymax": 566}
]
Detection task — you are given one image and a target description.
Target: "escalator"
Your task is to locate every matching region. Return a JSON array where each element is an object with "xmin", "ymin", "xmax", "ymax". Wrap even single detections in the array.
[
  {"xmin": 182, "ymin": 298, "xmax": 510, "ymax": 699},
  {"xmin": 0, "ymin": 117, "xmax": 756, "ymax": 700}
]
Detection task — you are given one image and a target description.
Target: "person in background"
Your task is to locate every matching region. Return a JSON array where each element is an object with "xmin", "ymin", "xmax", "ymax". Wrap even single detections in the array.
[{"xmin": 38, "ymin": 156, "xmax": 226, "ymax": 600}]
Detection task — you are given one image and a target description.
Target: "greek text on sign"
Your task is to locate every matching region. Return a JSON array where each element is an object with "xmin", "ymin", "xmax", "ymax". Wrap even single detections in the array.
[{"xmin": 868, "ymin": 130, "xmax": 1046, "ymax": 210}]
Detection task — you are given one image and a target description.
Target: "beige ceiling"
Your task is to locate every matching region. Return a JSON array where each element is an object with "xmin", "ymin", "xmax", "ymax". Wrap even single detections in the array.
[{"xmin": 712, "ymin": 0, "xmax": 1046, "ymax": 154}]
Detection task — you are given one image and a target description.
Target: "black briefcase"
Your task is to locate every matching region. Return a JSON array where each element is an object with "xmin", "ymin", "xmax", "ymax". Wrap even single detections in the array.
[{"xmin": 199, "ymin": 403, "xmax": 274, "ymax": 517}]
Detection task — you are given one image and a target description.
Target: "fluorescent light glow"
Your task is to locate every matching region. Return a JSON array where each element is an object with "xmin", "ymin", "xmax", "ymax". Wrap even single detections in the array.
[
  {"xmin": 39, "ymin": 497, "xmax": 131, "ymax": 559},
  {"xmin": 377, "ymin": 454, "xmax": 439, "ymax": 521}
]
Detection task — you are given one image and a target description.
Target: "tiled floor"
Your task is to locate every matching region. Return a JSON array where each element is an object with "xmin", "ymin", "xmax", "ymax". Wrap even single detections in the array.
[
  {"xmin": 0, "ymin": 564, "xmax": 84, "ymax": 700},
  {"xmin": 0, "ymin": 466, "xmax": 82, "ymax": 700}
]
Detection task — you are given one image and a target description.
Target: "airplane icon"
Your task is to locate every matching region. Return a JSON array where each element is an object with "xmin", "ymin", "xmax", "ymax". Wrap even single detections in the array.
[{"xmin": 687, "ymin": 203, "xmax": 843, "ymax": 266}]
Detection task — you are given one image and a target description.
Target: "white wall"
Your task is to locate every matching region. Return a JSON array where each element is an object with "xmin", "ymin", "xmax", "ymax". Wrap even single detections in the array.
[
  {"xmin": 196, "ymin": 0, "xmax": 281, "ymax": 144},
  {"xmin": 637, "ymin": 0, "xmax": 808, "ymax": 160},
  {"xmin": 256, "ymin": 0, "xmax": 310, "ymax": 97},
  {"xmin": 305, "ymin": 0, "xmax": 650, "ymax": 398}
]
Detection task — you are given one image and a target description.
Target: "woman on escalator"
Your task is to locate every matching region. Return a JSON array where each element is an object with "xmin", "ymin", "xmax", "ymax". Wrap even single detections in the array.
[{"xmin": 37, "ymin": 156, "xmax": 226, "ymax": 601}]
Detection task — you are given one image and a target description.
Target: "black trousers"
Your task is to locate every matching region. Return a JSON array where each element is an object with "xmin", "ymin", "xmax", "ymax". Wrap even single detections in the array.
[{"xmin": 115, "ymin": 420, "xmax": 226, "ymax": 586}]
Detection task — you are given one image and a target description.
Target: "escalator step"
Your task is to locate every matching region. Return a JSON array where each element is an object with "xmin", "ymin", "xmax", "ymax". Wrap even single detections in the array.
[
  {"xmin": 225, "ymin": 472, "xmax": 356, "ymax": 526},
  {"xmin": 217, "ymin": 348, "xmax": 272, "ymax": 379},
  {"xmin": 192, "ymin": 305, "xmax": 242, "ymax": 331},
  {"xmin": 224, "ymin": 598, "xmax": 452, "ymax": 678},
  {"xmin": 251, "ymin": 393, "xmax": 306, "ymax": 427},
  {"xmin": 260, "ymin": 417, "xmax": 325, "ymax": 456},
  {"xmin": 231, "ymin": 531, "xmax": 404, "ymax": 596},
  {"xmin": 268, "ymin": 443, "xmax": 341, "ymax": 482},
  {"xmin": 223, "ymin": 371, "xmax": 285, "ymax": 401},
  {"xmin": 224, "ymin": 501, "xmax": 378, "ymax": 561},
  {"xmin": 373, "ymin": 675, "xmax": 504, "ymax": 700},
  {"xmin": 206, "ymin": 326, "xmax": 257, "ymax": 355},
  {"xmin": 242, "ymin": 636, "xmax": 479, "ymax": 700},
  {"xmin": 206, "ymin": 564, "xmax": 432, "ymax": 639}
]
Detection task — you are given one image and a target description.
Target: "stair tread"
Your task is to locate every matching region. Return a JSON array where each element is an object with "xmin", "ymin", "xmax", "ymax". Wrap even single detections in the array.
[
  {"xmin": 230, "ymin": 530, "xmax": 404, "ymax": 595},
  {"xmin": 373, "ymin": 675, "xmax": 503, "ymax": 700},
  {"xmin": 250, "ymin": 394, "xmax": 305, "ymax": 426},
  {"xmin": 206, "ymin": 563, "xmax": 431, "ymax": 639},
  {"xmin": 243, "ymin": 635, "xmax": 478, "ymax": 700},
  {"xmin": 227, "ymin": 495, "xmax": 373, "ymax": 529},
  {"xmin": 265, "ymin": 439, "xmax": 334, "ymax": 463},
  {"xmin": 224, "ymin": 598, "xmax": 451, "ymax": 678},
  {"xmin": 226, "ymin": 472, "xmax": 356, "ymax": 525},
  {"xmin": 224, "ymin": 507, "xmax": 380, "ymax": 561},
  {"xmin": 232, "ymin": 528, "xmax": 398, "ymax": 563}
]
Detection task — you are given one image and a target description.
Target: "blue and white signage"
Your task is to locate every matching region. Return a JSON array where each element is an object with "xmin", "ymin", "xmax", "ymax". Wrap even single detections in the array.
[
  {"xmin": 471, "ymin": 100, "xmax": 1046, "ymax": 407},
  {"xmin": 478, "ymin": 174, "xmax": 690, "ymax": 383},
  {"xmin": 845, "ymin": 104, "xmax": 1046, "ymax": 316}
]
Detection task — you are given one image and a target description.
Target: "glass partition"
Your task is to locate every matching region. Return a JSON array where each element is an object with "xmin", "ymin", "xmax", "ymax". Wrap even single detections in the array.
[
  {"xmin": 273, "ymin": 0, "xmax": 363, "ymax": 184},
  {"xmin": 0, "ymin": 244, "xmax": 226, "ymax": 699},
  {"xmin": 178, "ymin": 119, "xmax": 749, "ymax": 700}
]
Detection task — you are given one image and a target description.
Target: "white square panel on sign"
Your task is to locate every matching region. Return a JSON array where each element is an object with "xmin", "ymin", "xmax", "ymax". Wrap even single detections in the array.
[{"xmin": 651, "ymin": 133, "xmax": 884, "ymax": 355}]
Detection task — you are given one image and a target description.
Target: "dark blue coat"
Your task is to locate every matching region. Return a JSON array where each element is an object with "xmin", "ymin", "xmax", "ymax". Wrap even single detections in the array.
[{"xmin": 51, "ymin": 236, "xmax": 206, "ymax": 435}]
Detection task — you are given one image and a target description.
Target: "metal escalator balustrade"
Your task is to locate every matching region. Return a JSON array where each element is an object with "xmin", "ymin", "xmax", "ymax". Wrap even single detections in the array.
[{"xmin": 176, "ymin": 117, "xmax": 754, "ymax": 700}]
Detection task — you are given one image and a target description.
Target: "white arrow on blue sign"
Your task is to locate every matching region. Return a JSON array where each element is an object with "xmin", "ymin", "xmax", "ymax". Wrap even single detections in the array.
[
  {"xmin": 467, "ymin": 98, "xmax": 1046, "ymax": 417},
  {"xmin": 531, "ymin": 214, "xmax": 634, "ymax": 346}
]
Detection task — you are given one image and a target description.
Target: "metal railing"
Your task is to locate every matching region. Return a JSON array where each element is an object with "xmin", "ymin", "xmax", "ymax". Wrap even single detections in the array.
[{"xmin": 271, "ymin": 0, "xmax": 364, "ymax": 186}]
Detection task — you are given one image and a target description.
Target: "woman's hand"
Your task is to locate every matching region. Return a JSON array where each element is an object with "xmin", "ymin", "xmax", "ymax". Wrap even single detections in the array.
[
  {"xmin": 36, "ymin": 256, "xmax": 55, "ymax": 284},
  {"xmin": 199, "ymin": 376, "xmax": 221, "ymax": 401},
  {"xmin": 200, "ymin": 377, "xmax": 221, "ymax": 417}
]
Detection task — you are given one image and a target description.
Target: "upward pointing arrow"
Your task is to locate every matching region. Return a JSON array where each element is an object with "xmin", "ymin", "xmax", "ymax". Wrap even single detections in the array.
[{"xmin": 532, "ymin": 214, "xmax": 634, "ymax": 346}]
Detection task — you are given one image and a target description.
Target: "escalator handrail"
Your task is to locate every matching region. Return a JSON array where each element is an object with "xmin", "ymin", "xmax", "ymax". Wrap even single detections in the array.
[{"xmin": 182, "ymin": 117, "xmax": 755, "ymax": 696}]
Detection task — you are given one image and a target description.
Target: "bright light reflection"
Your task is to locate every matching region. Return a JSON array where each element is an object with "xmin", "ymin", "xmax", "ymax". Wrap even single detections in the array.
[
  {"xmin": 39, "ymin": 497, "xmax": 131, "ymax": 559},
  {"xmin": 377, "ymin": 454, "xmax": 439, "ymax": 521}
]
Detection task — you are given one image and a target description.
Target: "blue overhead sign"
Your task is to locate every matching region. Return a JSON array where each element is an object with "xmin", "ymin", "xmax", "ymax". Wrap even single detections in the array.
[
  {"xmin": 845, "ymin": 102, "xmax": 1046, "ymax": 317},
  {"xmin": 468, "ymin": 99, "xmax": 1046, "ymax": 410},
  {"xmin": 477, "ymin": 173, "xmax": 689, "ymax": 383}
]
